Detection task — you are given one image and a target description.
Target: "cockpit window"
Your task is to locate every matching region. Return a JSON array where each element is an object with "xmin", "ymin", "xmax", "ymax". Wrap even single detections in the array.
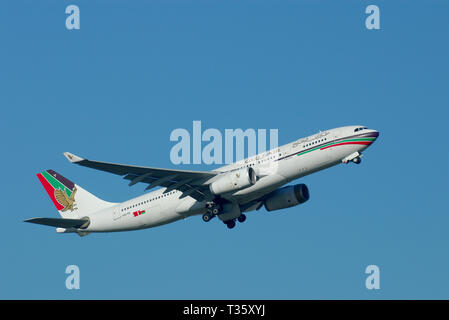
[{"xmin": 354, "ymin": 126, "xmax": 367, "ymax": 132}]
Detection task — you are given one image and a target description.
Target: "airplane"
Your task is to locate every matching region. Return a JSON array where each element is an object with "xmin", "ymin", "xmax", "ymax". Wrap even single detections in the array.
[{"xmin": 26, "ymin": 125, "xmax": 379, "ymax": 236}]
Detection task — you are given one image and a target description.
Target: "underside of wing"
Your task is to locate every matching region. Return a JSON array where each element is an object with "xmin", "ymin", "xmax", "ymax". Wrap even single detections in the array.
[{"xmin": 63, "ymin": 152, "xmax": 217, "ymax": 201}]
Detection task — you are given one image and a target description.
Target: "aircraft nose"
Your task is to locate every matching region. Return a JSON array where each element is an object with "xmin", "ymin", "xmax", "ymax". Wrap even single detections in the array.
[{"xmin": 372, "ymin": 130, "xmax": 379, "ymax": 139}]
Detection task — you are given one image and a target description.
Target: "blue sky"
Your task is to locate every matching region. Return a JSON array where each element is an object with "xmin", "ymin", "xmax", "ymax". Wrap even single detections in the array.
[{"xmin": 1, "ymin": 0, "xmax": 448, "ymax": 299}]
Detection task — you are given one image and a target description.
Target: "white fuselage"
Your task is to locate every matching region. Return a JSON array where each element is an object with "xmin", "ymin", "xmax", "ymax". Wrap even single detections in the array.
[{"xmin": 79, "ymin": 126, "xmax": 379, "ymax": 233}]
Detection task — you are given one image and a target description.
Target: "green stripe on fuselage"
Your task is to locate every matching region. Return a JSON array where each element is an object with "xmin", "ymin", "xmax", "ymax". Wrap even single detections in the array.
[
  {"xmin": 339, "ymin": 138, "xmax": 376, "ymax": 143},
  {"xmin": 296, "ymin": 137, "xmax": 375, "ymax": 157}
]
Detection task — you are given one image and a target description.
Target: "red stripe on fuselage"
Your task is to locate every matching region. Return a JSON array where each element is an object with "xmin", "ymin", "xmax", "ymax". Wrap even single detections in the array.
[
  {"xmin": 320, "ymin": 141, "xmax": 372, "ymax": 150},
  {"xmin": 36, "ymin": 173, "xmax": 64, "ymax": 210}
]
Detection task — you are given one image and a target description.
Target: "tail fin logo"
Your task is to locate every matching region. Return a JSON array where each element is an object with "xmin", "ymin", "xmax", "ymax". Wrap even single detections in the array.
[
  {"xmin": 54, "ymin": 187, "xmax": 78, "ymax": 212},
  {"xmin": 36, "ymin": 169, "xmax": 78, "ymax": 214}
]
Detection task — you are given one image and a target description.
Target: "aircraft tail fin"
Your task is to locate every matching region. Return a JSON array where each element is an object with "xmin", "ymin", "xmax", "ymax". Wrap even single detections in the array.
[{"xmin": 36, "ymin": 169, "xmax": 115, "ymax": 219}]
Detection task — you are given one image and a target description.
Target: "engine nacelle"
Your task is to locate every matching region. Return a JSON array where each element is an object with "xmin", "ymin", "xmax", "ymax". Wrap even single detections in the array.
[
  {"xmin": 264, "ymin": 184, "xmax": 310, "ymax": 212},
  {"xmin": 210, "ymin": 167, "xmax": 257, "ymax": 195}
]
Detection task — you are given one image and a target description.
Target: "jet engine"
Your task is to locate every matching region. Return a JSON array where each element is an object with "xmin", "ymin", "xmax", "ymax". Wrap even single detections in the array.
[
  {"xmin": 264, "ymin": 184, "xmax": 310, "ymax": 212},
  {"xmin": 210, "ymin": 167, "xmax": 257, "ymax": 195}
]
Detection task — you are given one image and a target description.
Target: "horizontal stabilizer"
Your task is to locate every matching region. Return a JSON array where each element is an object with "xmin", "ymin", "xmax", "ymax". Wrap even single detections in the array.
[{"xmin": 25, "ymin": 217, "xmax": 90, "ymax": 229}]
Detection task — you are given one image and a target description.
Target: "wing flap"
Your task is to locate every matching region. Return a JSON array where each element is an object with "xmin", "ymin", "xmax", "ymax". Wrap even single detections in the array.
[
  {"xmin": 63, "ymin": 152, "xmax": 217, "ymax": 200},
  {"xmin": 63, "ymin": 152, "xmax": 216, "ymax": 179}
]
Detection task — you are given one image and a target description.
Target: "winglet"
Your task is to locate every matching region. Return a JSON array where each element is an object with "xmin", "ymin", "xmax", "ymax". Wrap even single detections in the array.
[{"xmin": 63, "ymin": 152, "xmax": 84, "ymax": 163}]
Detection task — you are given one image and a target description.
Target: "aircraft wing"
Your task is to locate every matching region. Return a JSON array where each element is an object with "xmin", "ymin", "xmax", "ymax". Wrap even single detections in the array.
[{"xmin": 63, "ymin": 152, "xmax": 218, "ymax": 201}]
